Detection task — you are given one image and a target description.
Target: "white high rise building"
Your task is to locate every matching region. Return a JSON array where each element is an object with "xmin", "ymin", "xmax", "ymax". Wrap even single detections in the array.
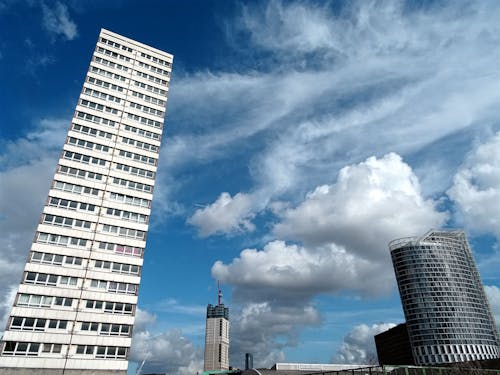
[
  {"xmin": 0, "ymin": 29, "xmax": 172, "ymax": 375},
  {"xmin": 204, "ymin": 286, "xmax": 230, "ymax": 372}
]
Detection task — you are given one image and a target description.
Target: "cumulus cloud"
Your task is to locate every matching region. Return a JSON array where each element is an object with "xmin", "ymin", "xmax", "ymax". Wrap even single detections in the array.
[
  {"xmin": 230, "ymin": 302, "xmax": 320, "ymax": 368},
  {"xmin": 41, "ymin": 1, "xmax": 78, "ymax": 41},
  {"xmin": 333, "ymin": 323, "xmax": 396, "ymax": 364},
  {"xmin": 448, "ymin": 132, "xmax": 500, "ymax": 238},
  {"xmin": 274, "ymin": 153, "xmax": 447, "ymax": 258},
  {"xmin": 188, "ymin": 192, "xmax": 256, "ymax": 236}
]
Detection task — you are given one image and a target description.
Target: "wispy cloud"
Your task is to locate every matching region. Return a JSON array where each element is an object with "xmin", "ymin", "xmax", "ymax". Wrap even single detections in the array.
[{"xmin": 41, "ymin": 1, "xmax": 78, "ymax": 41}]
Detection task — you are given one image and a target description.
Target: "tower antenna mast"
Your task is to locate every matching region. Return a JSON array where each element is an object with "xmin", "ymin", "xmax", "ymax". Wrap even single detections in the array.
[{"xmin": 218, "ymin": 280, "xmax": 222, "ymax": 305}]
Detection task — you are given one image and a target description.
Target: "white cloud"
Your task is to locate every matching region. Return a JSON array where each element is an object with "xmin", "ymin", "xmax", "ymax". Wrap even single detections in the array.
[
  {"xmin": 230, "ymin": 302, "xmax": 320, "ymax": 368},
  {"xmin": 41, "ymin": 1, "xmax": 78, "ymax": 41},
  {"xmin": 274, "ymin": 153, "xmax": 447, "ymax": 258},
  {"xmin": 333, "ymin": 323, "xmax": 396, "ymax": 364},
  {"xmin": 484, "ymin": 285, "xmax": 500, "ymax": 330},
  {"xmin": 448, "ymin": 132, "xmax": 500, "ymax": 238},
  {"xmin": 188, "ymin": 192, "xmax": 256, "ymax": 236},
  {"xmin": 0, "ymin": 285, "xmax": 18, "ymax": 336},
  {"xmin": 130, "ymin": 329, "xmax": 203, "ymax": 375}
]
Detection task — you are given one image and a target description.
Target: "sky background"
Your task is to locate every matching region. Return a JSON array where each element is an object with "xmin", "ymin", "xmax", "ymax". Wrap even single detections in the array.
[{"xmin": 1, "ymin": 0, "xmax": 500, "ymax": 374}]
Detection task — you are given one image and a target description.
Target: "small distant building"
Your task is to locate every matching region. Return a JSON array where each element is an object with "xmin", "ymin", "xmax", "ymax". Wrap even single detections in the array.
[
  {"xmin": 204, "ymin": 284, "xmax": 230, "ymax": 371},
  {"xmin": 375, "ymin": 323, "xmax": 415, "ymax": 365}
]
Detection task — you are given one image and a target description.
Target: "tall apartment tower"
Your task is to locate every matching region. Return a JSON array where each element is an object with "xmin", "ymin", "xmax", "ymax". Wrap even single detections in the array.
[
  {"xmin": 0, "ymin": 29, "xmax": 172, "ymax": 374},
  {"xmin": 389, "ymin": 230, "xmax": 500, "ymax": 366},
  {"xmin": 204, "ymin": 285, "xmax": 230, "ymax": 372}
]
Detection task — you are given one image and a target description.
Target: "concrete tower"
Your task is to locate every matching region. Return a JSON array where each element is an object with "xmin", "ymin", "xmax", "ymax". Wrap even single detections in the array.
[
  {"xmin": 0, "ymin": 29, "xmax": 172, "ymax": 374},
  {"xmin": 204, "ymin": 284, "xmax": 230, "ymax": 372},
  {"xmin": 390, "ymin": 230, "xmax": 500, "ymax": 365}
]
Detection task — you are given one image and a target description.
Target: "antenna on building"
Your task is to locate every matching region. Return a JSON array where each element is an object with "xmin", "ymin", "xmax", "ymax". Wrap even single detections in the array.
[{"xmin": 218, "ymin": 280, "xmax": 222, "ymax": 305}]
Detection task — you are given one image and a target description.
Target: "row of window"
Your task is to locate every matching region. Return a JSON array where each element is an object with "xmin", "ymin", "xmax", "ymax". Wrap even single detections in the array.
[
  {"xmin": 58, "ymin": 165, "xmax": 103, "ymax": 181},
  {"xmin": 31, "ymin": 252, "xmax": 82, "ymax": 266},
  {"xmin": 129, "ymin": 101, "xmax": 164, "ymax": 117},
  {"xmin": 2, "ymin": 341, "xmax": 127, "ymax": 358},
  {"xmin": 131, "ymin": 90, "xmax": 166, "ymax": 107},
  {"xmin": 71, "ymin": 124, "xmax": 113, "ymax": 139},
  {"xmin": 121, "ymin": 136, "xmax": 159, "ymax": 153},
  {"xmin": 83, "ymin": 87, "xmax": 122, "ymax": 104},
  {"xmin": 25, "ymin": 272, "xmax": 77, "ymax": 287},
  {"xmin": 94, "ymin": 55, "xmax": 128, "ymax": 72},
  {"xmin": 53, "ymin": 180, "xmax": 99, "ymax": 196},
  {"xmin": 140, "ymin": 51, "xmax": 171, "ymax": 67},
  {"xmin": 37, "ymin": 232, "xmax": 87, "ymax": 248},
  {"xmin": 96, "ymin": 45, "xmax": 130, "ymax": 62},
  {"xmin": 90, "ymin": 65, "xmax": 126, "ymax": 82},
  {"xmin": 30, "ymin": 250, "xmax": 140, "ymax": 275},
  {"xmin": 127, "ymin": 112, "xmax": 162, "ymax": 129},
  {"xmin": 48, "ymin": 196, "xmax": 96, "ymax": 212},
  {"xmin": 116, "ymin": 163, "xmax": 155, "ymax": 179},
  {"xmin": 124, "ymin": 123, "xmax": 161, "ymax": 141},
  {"xmin": 16, "ymin": 294, "xmax": 135, "ymax": 315},
  {"xmin": 106, "ymin": 207, "xmax": 148, "ymax": 223},
  {"xmin": 137, "ymin": 60, "xmax": 170, "ymax": 77},
  {"xmin": 87, "ymin": 76, "xmax": 124, "ymax": 93},
  {"xmin": 102, "ymin": 224, "xmax": 145, "ymax": 240},
  {"xmin": 136, "ymin": 70, "xmax": 167, "ymax": 85},
  {"xmin": 112, "ymin": 177, "xmax": 153, "ymax": 193},
  {"xmin": 68, "ymin": 136, "xmax": 110, "ymax": 152},
  {"xmin": 10, "ymin": 317, "xmax": 67, "ymax": 331},
  {"xmin": 100, "ymin": 37, "xmax": 133, "ymax": 53},
  {"xmin": 63, "ymin": 150, "xmax": 107, "ymax": 167},
  {"xmin": 90, "ymin": 279, "xmax": 138, "ymax": 295},
  {"xmin": 76, "ymin": 110, "xmax": 116, "ymax": 127},
  {"xmin": 80, "ymin": 99, "xmax": 119, "ymax": 115},
  {"xmin": 109, "ymin": 190, "xmax": 151, "ymax": 206},
  {"xmin": 99, "ymin": 242, "xmax": 143, "ymax": 257},
  {"xmin": 80, "ymin": 321, "xmax": 131, "ymax": 336},
  {"xmin": 134, "ymin": 80, "xmax": 167, "ymax": 96},
  {"xmin": 42, "ymin": 214, "xmax": 92, "ymax": 230},
  {"xmin": 118, "ymin": 149, "xmax": 157, "ymax": 166}
]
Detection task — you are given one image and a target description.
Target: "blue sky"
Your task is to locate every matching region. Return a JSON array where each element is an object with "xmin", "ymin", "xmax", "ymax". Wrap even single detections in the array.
[{"xmin": 1, "ymin": 0, "xmax": 500, "ymax": 374}]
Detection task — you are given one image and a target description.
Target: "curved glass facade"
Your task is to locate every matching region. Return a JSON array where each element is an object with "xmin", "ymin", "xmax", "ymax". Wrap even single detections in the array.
[{"xmin": 390, "ymin": 230, "xmax": 500, "ymax": 365}]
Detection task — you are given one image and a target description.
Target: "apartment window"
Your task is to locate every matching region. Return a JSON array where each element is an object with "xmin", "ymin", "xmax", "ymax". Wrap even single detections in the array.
[
  {"xmin": 10, "ymin": 317, "xmax": 46, "ymax": 331},
  {"xmin": 2, "ymin": 342, "xmax": 40, "ymax": 356},
  {"xmin": 81, "ymin": 322, "xmax": 99, "ymax": 332},
  {"xmin": 42, "ymin": 214, "xmax": 92, "ymax": 230},
  {"xmin": 31, "ymin": 252, "xmax": 63, "ymax": 265},
  {"xmin": 42, "ymin": 343, "xmax": 62, "ymax": 354},
  {"xmin": 96, "ymin": 346, "xmax": 127, "ymax": 359},
  {"xmin": 123, "ymin": 124, "xmax": 161, "ymax": 140},
  {"xmin": 54, "ymin": 297, "xmax": 73, "ymax": 307},
  {"xmin": 58, "ymin": 165, "xmax": 103, "ymax": 181},
  {"xmin": 129, "ymin": 101, "xmax": 164, "ymax": 117},
  {"xmin": 63, "ymin": 150, "xmax": 107, "ymax": 167},
  {"xmin": 24, "ymin": 272, "xmax": 58, "ymax": 286},
  {"xmin": 95, "ymin": 259, "xmax": 139, "ymax": 275},
  {"xmin": 83, "ymin": 87, "xmax": 122, "ymax": 103},
  {"xmin": 110, "ymin": 178, "xmax": 153, "ymax": 194},
  {"xmin": 140, "ymin": 51, "xmax": 171, "ymax": 67},
  {"xmin": 36, "ymin": 232, "xmax": 87, "ymax": 248},
  {"xmin": 17, "ymin": 294, "xmax": 52, "ymax": 308},
  {"xmin": 121, "ymin": 136, "xmax": 159, "ymax": 152},
  {"xmin": 101, "ymin": 224, "xmax": 145, "ymax": 240},
  {"xmin": 118, "ymin": 149, "xmax": 157, "ymax": 166},
  {"xmin": 76, "ymin": 345, "xmax": 95, "ymax": 355},
  {"xmin": 108, "ymin": 281, "xmax": 137, "ymax": 295},
  {"xmin": 133, "ymin": 80, "xmax": 167, "ymax": 96},
  {"xmin": 115, "ymin": 163, "xmax": 155, "ymax": 179},
  {"xmin": 131, "ymin": 90, "xmax": 165, "ymax": 107},
  {"xmin": 76, "ymin": 111, "xmax": 116, "ymax": 127},
  {"xmin": 53, "ymin": 180, "xmax": 99, "ymax": 196},
  {"xmin": 138, "ymin": 60, "xmax": 169, "ymax": 76},
  {"xmin": 93, "ymin": 56, "xmax": 128, "ymax": 72},
  {"xmin": 86, "ymin": 76, "xmax": 124, "ymax": 92},
  {"xmin": 109, "ymin": 191, "xmax": 151, "ymax": 207},
  {"xmin": 90, "ymin": 65, "xmax": 126, "ymax": 81},
  {"xmin": 68, "ymin": 136, "xmax": 110, "ymax": 152},
  {"xmin": 126, "ymin": 112, "xmax": 162, "ymax": 128},
  {"xmin": 98, "ymin": 241, "xmax": 144, "ymax": 257},
  {"xmin": 59, "ymin": 276, "xmax": 78, "ymax": 286},
  {"xmin": 100, "ymin": 323, "xmax": 131, "ymax": 336},
  {"xmin": 105, "ymin": 207, "xmax": 148, "ymax": 223},
  {"xmin": 48, "ymin": 320, "xmax": 68, "ymax": 329}
]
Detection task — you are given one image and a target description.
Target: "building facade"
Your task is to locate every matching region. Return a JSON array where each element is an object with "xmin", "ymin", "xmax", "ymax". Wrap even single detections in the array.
[
  {"xmin": 204, "ymin": 295, "xmax": 230, "ymax": 371},
  {"xmin": 374, "ymin": 323, "xmax": 415, "ymax": 366},
  {"xmin": 0, "ymin": 29, "xmax": 172, "ymax": 374},
  {"xmin": 389, "ymin": 230, "xmax": 500, "ymax": 366}
]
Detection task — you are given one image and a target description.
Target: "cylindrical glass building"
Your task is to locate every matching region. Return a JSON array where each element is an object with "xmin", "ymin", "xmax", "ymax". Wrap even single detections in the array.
[{"xmin": 389, "ymin": 230, "xmax": 500, "ymax": 365}]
